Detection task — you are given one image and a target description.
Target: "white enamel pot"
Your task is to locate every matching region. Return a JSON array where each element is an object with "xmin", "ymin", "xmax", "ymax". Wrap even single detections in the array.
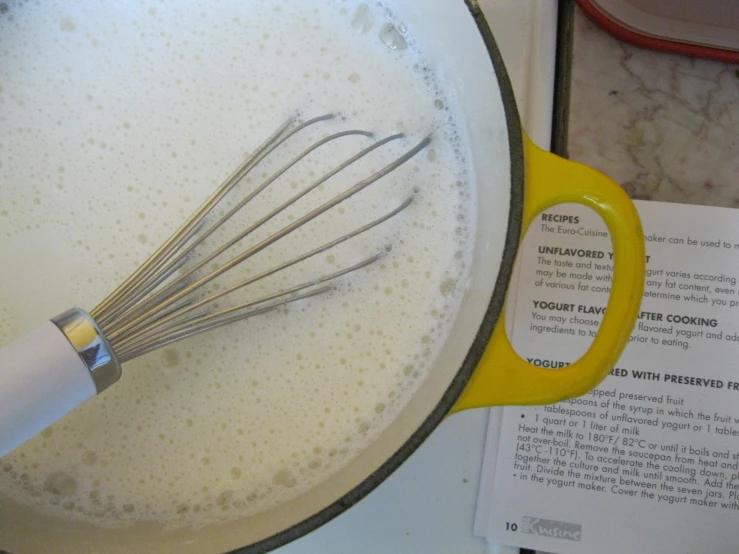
[{"xmin": 0, "ymin": 1, "xmax": 645, "ymax": 552}]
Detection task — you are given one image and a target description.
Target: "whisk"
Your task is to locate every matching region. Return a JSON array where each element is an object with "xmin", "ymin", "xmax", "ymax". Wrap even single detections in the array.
[{"xmin": 0, "ymin": 114, "xmax": 430, "ymax": 457}]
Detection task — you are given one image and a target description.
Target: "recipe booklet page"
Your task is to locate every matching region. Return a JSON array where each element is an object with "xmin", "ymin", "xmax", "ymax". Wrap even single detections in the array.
[{"xmin": 476, "ymin": 200, "xmax": 739, "ymax": 553}]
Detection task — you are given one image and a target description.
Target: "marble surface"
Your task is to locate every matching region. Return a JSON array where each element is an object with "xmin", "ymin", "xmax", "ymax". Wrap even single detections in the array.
[{"xmin": 568, "ymin": 7, "xmax": 739, "ymax": 207}]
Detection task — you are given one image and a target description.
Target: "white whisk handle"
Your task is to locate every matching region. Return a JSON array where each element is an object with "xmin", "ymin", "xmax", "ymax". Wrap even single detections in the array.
[{"xmin": 0, "ymin": 309, "xmax": 121, "ymax": 458}]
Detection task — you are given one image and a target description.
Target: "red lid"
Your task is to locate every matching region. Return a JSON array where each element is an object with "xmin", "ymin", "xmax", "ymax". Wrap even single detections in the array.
[{"xmin": 577, "ymin": 0, "xmax": 739, "ymax": 63}]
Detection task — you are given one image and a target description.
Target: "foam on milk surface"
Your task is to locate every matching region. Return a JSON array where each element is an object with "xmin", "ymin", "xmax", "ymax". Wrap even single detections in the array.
[{"xmin": 0, "ymin": 0, "xmax": 476, "ymax": 528}]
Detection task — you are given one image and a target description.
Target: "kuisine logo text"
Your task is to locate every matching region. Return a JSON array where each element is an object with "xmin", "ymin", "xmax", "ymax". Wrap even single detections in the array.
[{"xmin": 521, "ymin": 516, "xmax": 582, "ymax": 541}]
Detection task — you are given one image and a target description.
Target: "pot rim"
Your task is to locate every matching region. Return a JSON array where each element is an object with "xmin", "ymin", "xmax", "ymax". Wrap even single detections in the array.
[{"xmin": 233, "ymin": 2, "xmax": 525, "ymax": 552}]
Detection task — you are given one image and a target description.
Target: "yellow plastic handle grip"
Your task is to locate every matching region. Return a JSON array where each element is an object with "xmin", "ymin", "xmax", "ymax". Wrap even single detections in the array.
[{"xmin": 451, "ymin": 136, "xmax": 646, "ymax": 412}]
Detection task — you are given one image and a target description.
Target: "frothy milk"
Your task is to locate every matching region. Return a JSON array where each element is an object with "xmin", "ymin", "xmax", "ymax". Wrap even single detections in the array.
[{"xmin": 0, "ymin": 0, "xmax": 476, "ymax": 528}]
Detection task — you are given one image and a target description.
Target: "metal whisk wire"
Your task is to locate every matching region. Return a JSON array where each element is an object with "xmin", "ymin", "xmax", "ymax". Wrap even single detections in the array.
[
  {"xmin": 92, "ymin": 114, "xmax": 329, "ymax": 326},
  {"xmin": 90, "ymin": 115, "xmax": 430, "ymax": 362}
]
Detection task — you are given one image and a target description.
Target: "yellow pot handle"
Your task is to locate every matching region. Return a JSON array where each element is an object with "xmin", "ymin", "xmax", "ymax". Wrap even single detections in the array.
[{"xmin": 451, "ymin": 135, "xmax": 646, "ymax": 412}]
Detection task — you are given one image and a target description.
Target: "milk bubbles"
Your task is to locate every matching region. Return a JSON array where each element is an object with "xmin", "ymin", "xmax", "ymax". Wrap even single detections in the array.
[{"xmin": 0, "ymin": 0, "xmax": 475, "ymax": 528}]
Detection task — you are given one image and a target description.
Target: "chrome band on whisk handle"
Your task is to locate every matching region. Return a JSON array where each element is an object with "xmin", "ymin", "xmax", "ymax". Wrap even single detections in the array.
[{"xmin": 52, "ymin": 308, "xmax": 122, "ymax": 394}]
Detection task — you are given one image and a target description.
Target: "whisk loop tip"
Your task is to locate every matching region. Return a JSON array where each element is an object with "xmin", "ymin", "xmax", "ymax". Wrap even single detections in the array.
[
  {"xmin": 298, "ymin": 113, "xmax": 336, "ymax": 126},
  {"xmin": 399, "ymin": 195, "xmax": 415, "ymax": 209}
]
